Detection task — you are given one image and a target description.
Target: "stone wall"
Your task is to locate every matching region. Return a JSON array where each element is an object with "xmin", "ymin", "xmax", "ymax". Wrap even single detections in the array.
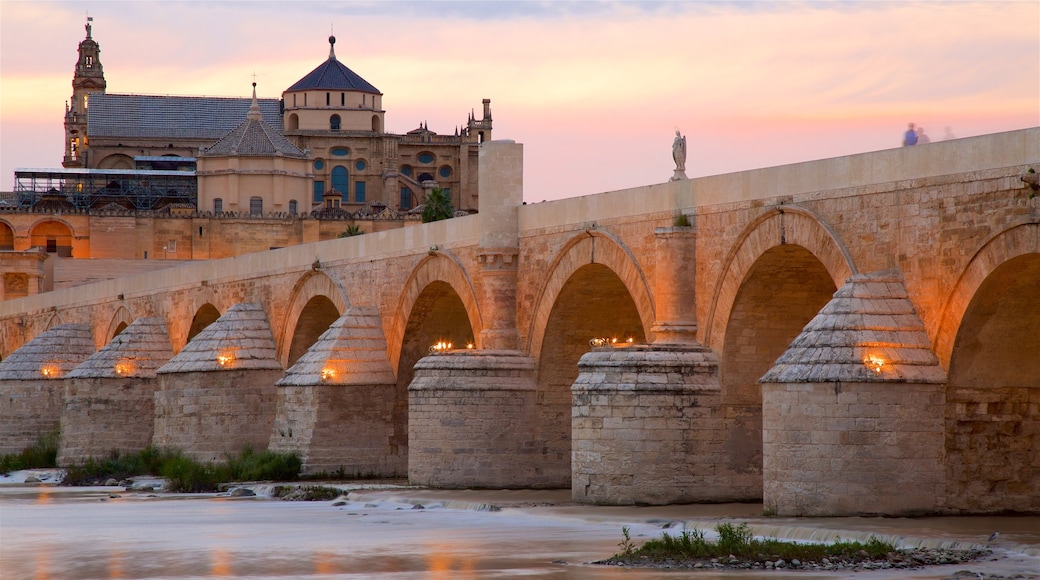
[
  {"xmin": 153, "ymin": 369, "xmax": 284, "ymax": 462},
  {"xmin": 0, "ymin": 380, "xmax": 63, "ymax": 455},
  {"xmin": 762, "ymin": 381, "xmax": 945, "ymax": 516},
  {"xmin": 59, "ymin": 377, "xmax": 159, "ymax": 464},
  {"xmin": 945, "ymin": 386, "xmax": 1040, "ymax": 513},
  {"xmin": 408, "ymin": 350, "xmax": 543, "ymax": 488}
]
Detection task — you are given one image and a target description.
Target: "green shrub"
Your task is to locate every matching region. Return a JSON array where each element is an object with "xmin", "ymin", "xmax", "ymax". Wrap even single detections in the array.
[
  {"xmin": 0, "ymin": 429, "xmax": 59, "ymax": 472},
  {"xmin": 614, "ymin": 522, "xmax": 898, "ymax": 564},
  {"xmin": 62, "ymin": 446, "xmax": 301, "ymax": 492}
]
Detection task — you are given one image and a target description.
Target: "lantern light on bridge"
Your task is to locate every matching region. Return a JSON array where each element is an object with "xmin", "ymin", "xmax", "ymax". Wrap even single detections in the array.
[
  {"xmin": 864, "ymin": 355, "xmax": 886, "ymax": 374},
  {"xmin": 589, "ymin": 337, "xmax": 636, "ymax": 348},
  {"xmin": 429, "ymin": 341, "xmax": 452, "ymax": 354}
]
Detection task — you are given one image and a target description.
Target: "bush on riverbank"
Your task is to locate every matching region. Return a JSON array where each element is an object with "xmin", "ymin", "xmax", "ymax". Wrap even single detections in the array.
[
  {"xmin": 63, "ymin": 446, "xmax": 301, "ymax": 492},
  {"xmin": 602, "ymin": 522, "xmax": 988, "ymax": 571},
  {"xmin": 0, "ymin": 429, "xmax": 59, "ymax": 473}
]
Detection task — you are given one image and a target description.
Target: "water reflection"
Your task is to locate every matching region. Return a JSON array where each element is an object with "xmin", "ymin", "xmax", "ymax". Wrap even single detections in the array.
[{"xmin": 1, "ymin": 485, "xmax": 1037, "ymax": 580}]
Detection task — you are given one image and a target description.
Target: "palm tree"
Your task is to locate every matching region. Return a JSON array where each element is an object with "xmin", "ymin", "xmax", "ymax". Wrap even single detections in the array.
[
  {"xmin": 422, "ymin": 187, "xmax": 454, "ymax": 223},
  {"xmin": 338, "ymin": 224, "xmax": 364, "ymax": 237}
]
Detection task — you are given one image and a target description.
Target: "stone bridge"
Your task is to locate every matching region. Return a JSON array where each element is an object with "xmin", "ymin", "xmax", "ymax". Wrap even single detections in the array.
[{"xmin": 1, "ymin": 131, "xmax": 1038, "ymax": 516}]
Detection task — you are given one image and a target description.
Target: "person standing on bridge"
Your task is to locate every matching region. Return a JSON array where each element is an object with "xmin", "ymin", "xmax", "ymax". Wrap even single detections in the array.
[{"xmin": 903, "ymin": 123, "xmax": 918, "ymax": 146}]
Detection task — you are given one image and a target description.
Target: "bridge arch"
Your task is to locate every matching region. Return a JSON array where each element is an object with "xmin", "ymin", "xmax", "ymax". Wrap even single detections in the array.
[
  {"xmin": 105, "ymin": 306, "xmax": 134, "ymax": 345},
  {"xmin": 705, "ymin": 206, "xmax": 855, "ymax": 482},
  {"xmin": 387, "ymin": 251, "xmax": 481, "ymax": 373},
  {"xmin": 939, "ymin": 221, "xmax": 1040, "ymax": 512},
  {"xmin": 936, "ymin": 220, "xmax": 1040, "ymax": 368},
  {"xmin": 526, "ymin": 230, "xmax": 653, "ymax": 486},
  {"xmin": 185, "ymin": 303, "xmax": 221, "ymax": 346},
  {"xmin": 526, "ymin": 230, "xmax": 654, "ymax": 359},
  {"xmin": 277, "ymin": 270, "xmax": 351, "ymax": 368},
  {"xmin": 704, "ymin": 206, "xmax": 856, "ymax": 351}
]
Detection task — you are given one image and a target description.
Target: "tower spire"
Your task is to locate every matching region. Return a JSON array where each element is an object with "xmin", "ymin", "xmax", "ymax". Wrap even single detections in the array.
[{"xmin": 328, "ymin": 34, "xmax": 336, "ymax": 60}]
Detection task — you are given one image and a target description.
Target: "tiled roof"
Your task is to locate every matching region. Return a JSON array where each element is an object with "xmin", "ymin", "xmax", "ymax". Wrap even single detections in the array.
[
  {"xmin": 760, "ymin": 269, "xmax": 946, "ymax": 384},
  {"xmin": 202, "ymin": 114, "xmax": 307, "ymax": 158},
  {"xmin": 277, "ymin": 306, "xmax": 395, "ymax": 386},
  {"xmin": 0, "ymin": 324, "xmax": 94, "ymax": 380},
  {"xmin": 87, "ymin": 93, "xmax": 283, "ymax": 140},
  {"xmin": 66, "ymin": 317, "xmax": 173, "ymax": 379},
  {"xmin": 156, "ymin": 303, "xmax": 282, "ymax": 374},
  {"xmin": 287, "ymin": 46, "xmax": 380, "ymax": 94}
]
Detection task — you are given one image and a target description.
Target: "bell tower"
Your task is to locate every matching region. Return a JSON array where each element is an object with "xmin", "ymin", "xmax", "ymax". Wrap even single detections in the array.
[{"xmin": 64, "ymin": 17, "xmax": 106, "ymax": 168}]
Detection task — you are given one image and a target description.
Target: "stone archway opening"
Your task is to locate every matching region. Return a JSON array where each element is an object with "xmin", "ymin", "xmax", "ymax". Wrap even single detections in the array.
[
  {"xmin": 537, "ymin": 263, "xmax": 646, "ymax": 485},
  {"xmin": 30, "ymin": 220, "xmax": 73, "ymax": 256},
  {"xmin": 0, "ymin": 222, "xmax": 14, "ymax": 250},
  {"xmin": 112, "ymin": 322, "xmax": 128, "ymax": 338},
  {"xmin": 946, "ymin": 253, "xmax": 1040, "ymax": 512},
  {"xmin": 286, "ymin": 295, "xmax": 340, "ymax": 368},
  {"xmin": 187, "ymin": 304, "xmax": 221, "ymax": 342},
  {"xmin": 720, "ymin": 244, "xmax": 836, "ymax": 476}
]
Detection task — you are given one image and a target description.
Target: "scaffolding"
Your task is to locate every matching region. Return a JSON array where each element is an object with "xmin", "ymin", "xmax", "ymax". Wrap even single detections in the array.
[{"xmin": 12, "ymin": 168, "xmax": 197, "ymax": 211}]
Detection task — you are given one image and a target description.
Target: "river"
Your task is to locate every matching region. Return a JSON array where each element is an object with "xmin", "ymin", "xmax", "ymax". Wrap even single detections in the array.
[{"xmin": 1, "ymin": 475, "xmax": 1037, "ymax": 579}]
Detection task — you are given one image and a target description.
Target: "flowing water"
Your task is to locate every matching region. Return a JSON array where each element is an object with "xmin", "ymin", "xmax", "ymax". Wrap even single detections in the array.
[{"xmin": 1, "ymin": 477, "xmax": 1038, "ymax": 580}]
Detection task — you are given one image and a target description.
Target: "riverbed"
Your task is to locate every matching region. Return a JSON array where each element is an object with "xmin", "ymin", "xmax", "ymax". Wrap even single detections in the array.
[{"xmin": 1, "ymin": 475, "xmax": 1037, "ymax": 579}]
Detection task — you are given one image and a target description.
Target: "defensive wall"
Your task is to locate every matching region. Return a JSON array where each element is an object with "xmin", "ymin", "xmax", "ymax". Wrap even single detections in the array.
[{"xmin": 1, "ymin": 129, "xmax": 1037, "ymax": 516}]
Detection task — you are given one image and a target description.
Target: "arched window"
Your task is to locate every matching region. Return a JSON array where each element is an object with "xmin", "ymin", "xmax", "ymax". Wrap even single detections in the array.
[
  {"xmin": 289, "ymin": 199, "xmax": 298, "ymax": 215},
  {"xmin": 400, "ymin": 187, "xmax": 412, "ymax": 210},
  {"xmin": 331, "ymin": 166, "xmax": 349, "ymax": 199},
  {"xmin": 213, "ymin": 198, "xmax": 223, "ymax": 214},
  {"xmin": 418, "ymin": 173, "xmax": 434, "ymax": 183},
  {"xmin": 330, "ymin": 115, "xmax": 341, "ymax": 131},
  {"xmin": 401, "ymin": 165, "xmax": 412, "ymax": 177},
  {"xmin": 371, "ymin": 114, "xmax": 380, "ymax": 132},
  {"xmin": 250, "ymin": 196, "xmax": 263, "ymax": 216},
  {"xmin": 287, "ymin": 113, "xmax": 299, "ymax": 131}
]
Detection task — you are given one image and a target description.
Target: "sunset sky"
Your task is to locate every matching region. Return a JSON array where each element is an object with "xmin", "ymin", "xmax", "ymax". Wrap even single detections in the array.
[{"xmin": 1, "ymin": 1, "xmax": 1037, "ymax": 201}]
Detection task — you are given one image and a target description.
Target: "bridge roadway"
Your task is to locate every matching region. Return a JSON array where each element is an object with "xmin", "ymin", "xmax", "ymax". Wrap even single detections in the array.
[{"xmin": 1, "ymin": 130, "xmax": 1037, "ymax": 516}]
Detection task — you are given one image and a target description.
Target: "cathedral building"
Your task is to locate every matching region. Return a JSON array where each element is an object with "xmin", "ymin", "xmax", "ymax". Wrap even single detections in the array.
[
  {"xmin": 0, "ymin": 20, "xmax": 494, "ymax": 300},
  {"xmin": 62, "ymin": 21, "xmax": 492, "ymax": 215}
]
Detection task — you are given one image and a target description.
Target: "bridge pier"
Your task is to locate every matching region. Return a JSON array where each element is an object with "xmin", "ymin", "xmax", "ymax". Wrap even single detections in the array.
[
  {"xmin": 408, "ymin": 350, "xmax": 544, "ymax": 487},
  {"xmin": 59, "ymin": 317, "xmax": 173, "ymax": 465},
  {"xmin": 0, "ymin": 324, "xmax": 94, "ymax": 455},
  {"xmin": 269, "ymin": 306, "xmax": 404, "ymax": 477},
  {"xmin": 153, "ymin": 303, "xmax": 284, "ymax": 462},
  {"xmin": 571, "ymin": 225, "xmax": 755, "ymax": 504},
  {"xmin": 761, "ymin": 270, "xmax": 947, "ymax": 516}
]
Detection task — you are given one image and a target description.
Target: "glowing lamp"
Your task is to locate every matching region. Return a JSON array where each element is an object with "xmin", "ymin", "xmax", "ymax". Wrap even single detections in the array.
[
  {"xmin": 466, "ymin": 343, "xmax": 474, "ymax": 349},
  {"xmin": 864, "ymin": 355, "xmax": 885, "ymax": 374},
  {"xmin": 320, "ymin": 368, "xmax": 335, "ymax": 382},
  {"xmin": 114, "ymin": 363, "xmax": 130, "ymax": 376},
  {"xmin": 429, "ymin": 341, "xmax": 452, "ymax": 354},
  {"xmin": 40, "ymin": 366, "xmax": 58, "ymax": 378},
  {"xmin": 217, "ymin": 354, "xmax": 233, "ymax": 367}
]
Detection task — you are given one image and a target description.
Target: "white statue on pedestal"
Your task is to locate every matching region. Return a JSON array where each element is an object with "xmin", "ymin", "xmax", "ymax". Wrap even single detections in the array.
[{"xmin": 671, "ymin": 130, "xmax": 688, "ymax": 181}]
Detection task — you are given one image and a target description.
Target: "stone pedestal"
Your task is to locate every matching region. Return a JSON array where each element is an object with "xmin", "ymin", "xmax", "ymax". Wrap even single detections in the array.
[
  {"xmin": 269, "ymin": 307, "xmax": 403, "ymax": 477},
  {"xmin": 572, "ymin": 343, "xmax": 756, "ymax": 505},
  {"xmin": 762, "ymin": 380, "xmax": 945, "ymax": 516},
  {"xmin": 0, "ymin": 324, "xmax": 93, "ymax": 455},
  {"xmin": 760, "ymin": 270, "xmax": 947, "ymax": 516},
  {"xmin": 154, "ymin": 369, "xmax": 284, "ymax": 462},
  {"xmin": 408, "ymin": 350, "xmax": 544, "ymax": 488},
  {"xmin": 59, "ymin": 317, "xmax": 173, "ymax": 465},
  {"xmin": 153, "ymin": 303, "xmax": 283, "ymax": 462}
]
